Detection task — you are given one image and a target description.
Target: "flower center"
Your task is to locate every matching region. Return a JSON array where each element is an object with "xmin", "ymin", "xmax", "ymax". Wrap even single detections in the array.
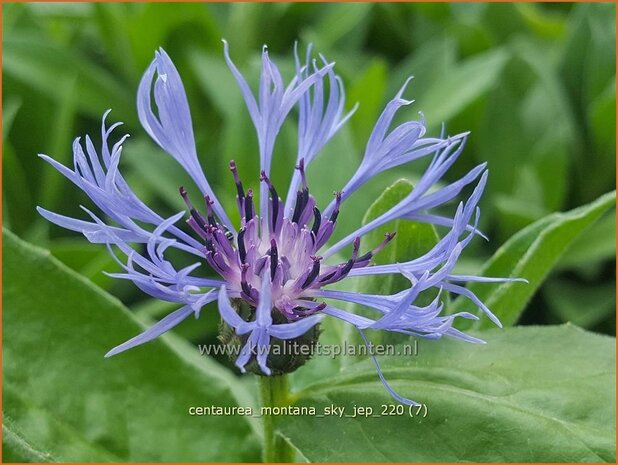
[{"xmin": 180, "ymin": 160, "xmax": 395, "ymax": 322}]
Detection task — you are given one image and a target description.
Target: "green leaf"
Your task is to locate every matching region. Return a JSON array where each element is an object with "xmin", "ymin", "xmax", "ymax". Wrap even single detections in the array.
[
  {"xmin": 2, "ymin": 421, "xmax": 54, "ymax": 463},
  {"xmin": 387, "ymin": 36, "xmax": 457, "ymax": 110},
  {"xmin": 281, "ymin": 325, "xmax": 615, "ymax": 462},
  {"xmin": 477, "ymin": 69, "xmax": 526, "ymax": 198},
  {"xmin": 417, "ymin": 48, "xmax": 509, "ymax": 130},
  {"xmin": 544, "ymin": 280, "xmax": 615, "ymax": 329},
  {"xmin": 557, "ymin": 208, "xmax": 616, "ymax": 271},
  {"xmin": 2, "ymin": 142, "xmax": 35, "ymax": 236},
  {"xmin": 452, "ymin": 191, "xmax": 616, "ymax": 329},
  {"xmin": 92, "ymin": 3, "xmax": 140, "ymax": 83},
  {"xmin": 515, "ymin": 3, "xmax": 566, "ymax": 39},
  {"xmin": 43, "ymin": 74, "xmax": 79, "ymax": 212},
  {"xmin": 188, "ymin": 49, "xmax": 243, "ymax": 120},
  {"xmin": 347, "ymin": 58, "xmax": 387, "ymax": 150},
  {"xmin": 122, "ymin": 137, "xmax": 195, "ymax": 212},
  {"xmin": 359, "ymin": 179, "xmax": 439, "ymax": 302},
  {"xmin": 48, "ymin": 239, "xmax": 122, "ymax": 290},
  {"xmin": 128, "ymin": 3, "xmax": 222, "ymax": 70},
  {"xmin": 304, "ymin": 3, "xmax": 373, "ymax": 49},
  {"xmin": 2, "ymin": 97, "xmax": 22, "ymax": 141},
  {"xmin": 2, "ymin": 229, "xmax": 261, "ymax": 462},
  {"xmin": 3, "ymin": 36, "xmax": 135, "ymax": 124}
]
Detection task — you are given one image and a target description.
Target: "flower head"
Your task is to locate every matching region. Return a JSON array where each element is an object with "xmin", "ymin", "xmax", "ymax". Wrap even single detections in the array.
[{"xmin": 38, "ymin": 42, "xmax": 516, "ymax": 405}]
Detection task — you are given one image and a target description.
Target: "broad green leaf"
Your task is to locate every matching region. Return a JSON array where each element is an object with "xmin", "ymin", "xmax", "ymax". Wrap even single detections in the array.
[
  {"xmin": 281, "ymin": 325, "xmax": 615, "ymax": 462},
  {"xmin": 288, "ymin": 316, "xmax": 349, "ymax": 393},
  {"xmin": 452, "ymin": 191, "xmax": 616, "ymax": 329},
  {"xmin": 3, "ymin": 421, "xmax": 54, "ymax": 463},
  {"xmin": 2, "ymin": 229, "xmax": 261, "ymax": 462}
]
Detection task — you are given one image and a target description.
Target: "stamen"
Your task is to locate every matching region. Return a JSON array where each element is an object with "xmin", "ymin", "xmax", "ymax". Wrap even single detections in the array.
[
  {"xmin": 180, "ymin": 186, "xmax": 208, "ymax": 230},
  {"xmin": 291, "ymin": 190, "xmax": 306, "ymax": 224},
  {"xmin": 261, "ymin": 171, "xmax": 280, "ymax": 232},
  {"xmin": 229, "ymin": 160, "xmax": 245, "ymax": 199},
  {"xmin": 352, "ymin": 237, "xmax": 361, "ymax": 258},
  {"xmin": 329, "ymin": 191, "xmax": 343, "ymax": 223},
  {"xmin": 240, "ymin": 263, "xmax": 253, "ymax": 297},
  {"xmin": 356, "ymin": 232, "xmax": 396, "ymax": 264},
  {"xmin": 289, "ymin": 301, "xmax": 326, "ymax": 320},
  {"xmin": 339, "ymin": 237, "xmax": 361, "ymax": 276},
  {"xmin": 311, "ymin": 206, "xmax": 322, "ymax": 240},
  {"xmin": 319, "ymin": 270, "xmax": 337, "ymax": 283},
  {"xmin": 319, "ymin": 238, "xmax": 360, "ymax": 284},
  {"xmin": 245, "ymin": 189, "xmax": 254, "ymax": 222},
  {"xmin": 301, "ymin": 256, "xmax": 322, "ymax": 289},
  {"xmin": 305, "ymin": 302, "xmax": 327, "ymax": 315},
  {"xmin": 291, "ymin": 160, "xmax": 311, "ymax": 225},
  {"xmin": 237, "ymin": 228, "xmax": 247, "ymax": 263},
  {"xmin": 269, "ymin": 238, "xmax": 278, "ymax": 281},
  {"xmin": 204, "ymin": 195, "xmax": 217, "ymax": 227}
]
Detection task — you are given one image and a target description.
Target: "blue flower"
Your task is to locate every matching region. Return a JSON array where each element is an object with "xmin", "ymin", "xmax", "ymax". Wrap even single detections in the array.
[{"xmin": 38, "ymin": 42, "xmax": 517, "ymax": 405}]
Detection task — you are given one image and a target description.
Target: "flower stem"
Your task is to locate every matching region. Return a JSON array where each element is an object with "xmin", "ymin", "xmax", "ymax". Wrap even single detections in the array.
[{"xmin": 258, "ymin": 374, "xmax": 295, "ymax": 463}]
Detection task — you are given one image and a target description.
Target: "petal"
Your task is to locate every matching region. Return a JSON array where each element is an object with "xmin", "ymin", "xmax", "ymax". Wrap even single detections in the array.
[
  {"xmin": 357, "ymin": 329, "xmax": 419, "ymax": 406},
  {"xmin": 105, "ymin": 304, "xmax": 195, "ymax": 357},
  {"xmin": 256, "ymin": 274, "xmax": 273, "ymax": 328},
  {"xmin": 235, "ymin": 331, "xmax": 259, "ymax": 373},
  {"xmin": 256, "ymin": 330, "xmax": 272, "ymax": 375},
  {"xmin": 137, "ymin": 49, "xmax": 234, "ymax": 232},
  {"xmin": 36, "ymin": 207, "xmax": 145, "ymax": 243},
  {"xmin": 218, "ymin": 286, "xmax": 254, "ymax": 335},
  {"xmin": 269, "ymin": 314, "xmax": 324, "ymax": 339}
]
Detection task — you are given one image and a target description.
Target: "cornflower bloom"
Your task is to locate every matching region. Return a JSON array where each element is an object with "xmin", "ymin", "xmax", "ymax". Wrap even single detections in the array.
[{"xmin": 38, "ymin": 42, "xmax": 515, "ymax": 405}]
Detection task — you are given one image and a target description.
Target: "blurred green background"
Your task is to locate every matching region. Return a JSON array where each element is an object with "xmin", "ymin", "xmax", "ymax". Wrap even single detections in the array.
[{"xmin": 3, "ymin": 0, "xmax": 616, "ymax": 348}]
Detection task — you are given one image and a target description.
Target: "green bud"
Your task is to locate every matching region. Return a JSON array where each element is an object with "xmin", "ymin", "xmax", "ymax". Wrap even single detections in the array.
[{"xmin": 218, "ymin": 299, "xmax": 321, "ymax": 375}]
